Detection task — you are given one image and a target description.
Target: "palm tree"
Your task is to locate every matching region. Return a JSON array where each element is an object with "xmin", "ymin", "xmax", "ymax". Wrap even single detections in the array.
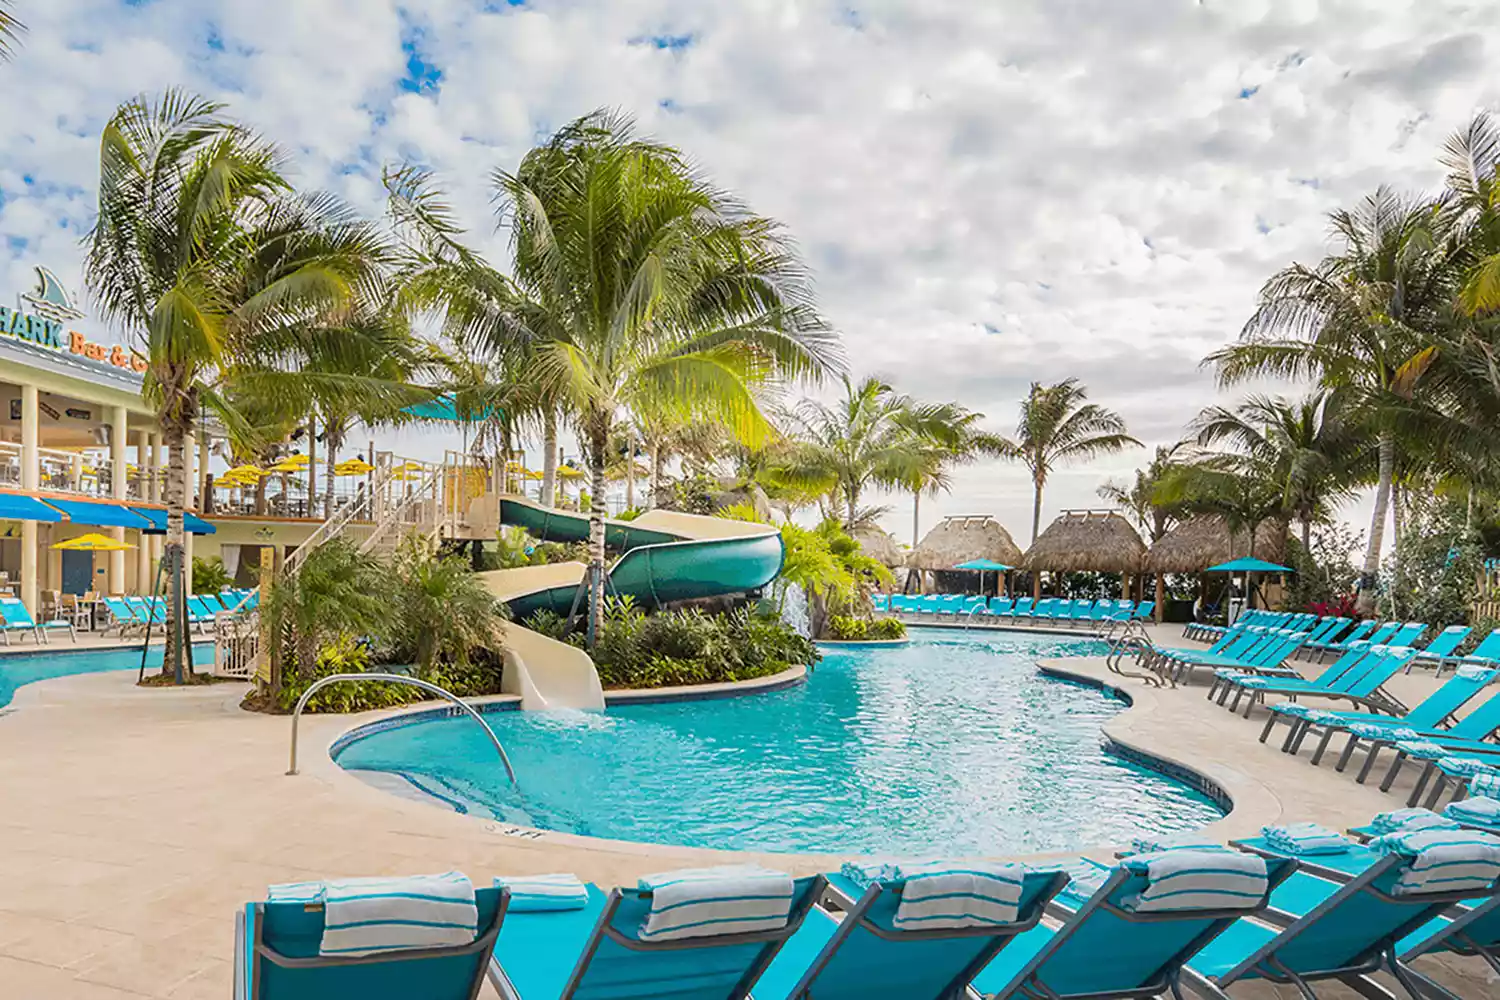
[
  {"xmin": 997, "ymin": 379, "xmax": 1139, "ymax": 543},
  {"xmin": 1188, "ymin": 390, "xmax": 1366, "ymax": 552},
  {"xmin": 780, "ymin": 376, "xmax": 958, "ymax": 531},
  {"xmin": 895, "ymin": 403, "xmax": 1007, "ymax": 547},
  {"xmin": 0, "ymin": 1, "xmax": 23, "ymax": 60},
  {"xmin": 1206, "ymin": 186, "xmax": 1450, "ymax": 612},
  {"xmin": 1154, "ymin": 455, "xmax": 1287, "ymax": 559},
  {"xmin": 1436, "ymin": 112, "xmax": 1500, "ymax": 315},
  {"xmin": 496, "ymin": 111, "xmax": 840, "ymax": 643},
  {"xmin": 86, "ymin": 91, "xmax": 398, "ymax": 679},
  {"xmin": 1097, "ymin": 443, "xmax": 1190, "ymax": 544}
]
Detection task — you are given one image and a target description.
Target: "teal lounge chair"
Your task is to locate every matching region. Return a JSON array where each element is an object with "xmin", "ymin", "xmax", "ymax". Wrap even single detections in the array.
[
  {"xmin": 235, "ymin": 886, "xmax": 507, "ymax": 999},
  {"xmin": 752, "ymin": 867, "xmax": 1068, "ymax": 1000},
  {"xmin": 970, "ymin": 856, "xmax": 1295, "ymax": 1000},
  {"xmin": 101, "ymin": 596, "xmax": 144, "ymax": 636},
  {"xmin": 1130, "ymin": 600, "xmax": 1155, "ymax": 622},
  {"xmin": 1221, "ymin": 646, "xmax": 1418, "ymax": 718},
  {"xmin": 1028, "ymin": 598, "xmax": 1058, "ymax": 624},
  {"xmin": 488, "ymin": 876, "xmax": 825, "ymax": 1000},
  {"xmin": 1171, "ymin": 630, "xmax": 1308, "ymax": 686},
  {"xmin": 0, "ymin": 596, "xmax": 76, "ymax": 644},
  {"xmin": 1408, "ymin": 625, "xmax": 1474, "ymax": 672},
  {"xmin": 1212, "ymin": 641, "xmax": 1375, "ymax": 710},
  {"xmin": 1182, "ymin": 841, "xmax": 1500, "ymax": 999},
  {"xmin": 1137, "ymin": 623, "xmax": 1257, "ymax": 673},
  {"xmin": 1398, "ymin": 891, "xmax": 1500, "ymax": 996},
  {"xmin": 1306, "ymin": 620, "xmax": 1393, "ymax": 663},
  {"xmin": 1433, "ymin": 630, "xmax": 1500, "ymax": 675},
  {"xmin": 1002, "ymin": 597, "xmax": 1034, "ymax": 622}
]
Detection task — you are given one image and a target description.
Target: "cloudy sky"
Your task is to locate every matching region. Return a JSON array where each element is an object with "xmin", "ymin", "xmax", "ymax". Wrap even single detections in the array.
[{"xmin": 2, "ymin": 0, "xmax": 1497, "ymax": 545}]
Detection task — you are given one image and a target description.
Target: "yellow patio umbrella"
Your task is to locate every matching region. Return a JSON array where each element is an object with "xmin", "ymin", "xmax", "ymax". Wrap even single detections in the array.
[
  {"xmin": 228, "ymin": 464, "xmax": 268, "ymax": 479},
  {"xmin": 524, "ymin": 469, "xmax": 545, "ymax": 480},
  {"xmin": 557, "ymin": 465, "xmax": 585, "ymax": 480},
  {"xmin": 214, "ymin": 475, "xmax": 244, "ymax": 488},
  {"xmin": 334, "ymin": 458, "xmax": 375, "ymax": 476},
  {"xmin": 52, "ymin": 532, "xmax": 135, "ymax": 551},
  {"xmin": 267, "ymin": 459, "xmax": 303, "ymax": 473}
]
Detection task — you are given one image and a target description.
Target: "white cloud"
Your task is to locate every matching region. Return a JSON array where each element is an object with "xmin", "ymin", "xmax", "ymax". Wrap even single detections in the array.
[{"xmin": 1, "ymin": 0, "xmax": 1495, "ymax": 544}]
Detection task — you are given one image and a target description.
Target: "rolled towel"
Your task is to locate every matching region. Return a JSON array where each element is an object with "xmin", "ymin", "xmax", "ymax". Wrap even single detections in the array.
[
  {"xmin": 267, "ymin": 881, "xmax": 325, "ymax": 904},
  {"xmin": 1344, "ymin": 721, "xmax": 1421, "ymax": 741},
  {"xmin": 1368, "ymin": 828, "xmax": 1500, "ymax": 896},
  {"xmin": 1127, "ymin": 833, "xmax": 1217, "ymax": 856},
  {"xmin": 1268, "ymin": 703, "xmax": 1316, "ymax": 718},
  {"xmin": 1456, "ymin": 665, "xmax": 1498, "ymax": 681},
  {"xmin": 1447, "ymin": 796, "xmax": 1500, "ymax": 827},
  {"xmin": 1394, "ymin": 740, "xmax": 1450, "ymax": 760},
  {"xmin": 1371, "ymin": 808, "xmax": 1461, "ymax": 835},
  {"xmin": 637, "ymin": 865, "xmax": 793, "ymax": 942},
  {"xmin": 1261, "ymin": 822, "xmax": 1353, "ymax": 856},
  {"xmin": 1468, "ymin": 770, "xmax": 1500, "ymax": 800},
  {"xmin": 319, "ymin": 872, "xmax": 478, "ymax": 958},
  {"xmin": 1215, "ymin": 668, "xmax": 1251, "ymax": 681},
  {"xmin": 494, "ymin": 873, "xmax": 588, "ymax": 912},
  {"xmin": 1235, "ymin": 677, "xmax": 1272, "ymax": 689},
  {"xmin": 1121, "ymin": 848, "xmax": 1268, "ymax": 913},
  {"xmin": 1438, "ymin": 755, "xmax": 1495, "ymax": 777},
  {"xmin": 840, "ymin": 859, "xmax": 903, "ymax": 889},
  {"xmin": 891, "ymin": 861, "xmax": 1027, "ymax": 930}
]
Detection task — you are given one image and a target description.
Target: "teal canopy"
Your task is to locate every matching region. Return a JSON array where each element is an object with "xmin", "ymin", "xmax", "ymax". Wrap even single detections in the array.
[
  {"xmin": 402, "ymin": 393, "xmax": 495, "ymax": 423},
  {"xmin": 955, "ymin": 559, "xmax": 1012, "ymax": 571},
  {"xmin": 1207, "ymin": 557, "xmax": 1293, "ymax": 573}
]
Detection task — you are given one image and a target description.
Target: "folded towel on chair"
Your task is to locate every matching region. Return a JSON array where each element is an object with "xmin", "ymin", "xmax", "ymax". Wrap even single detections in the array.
[
  {"xmin": 1126, "ymin": 834, "xmax": 1218, "ymax": 856},
  {"xmin": 637, "ymin": 865, "xmax": 793, "ymax": 942},
  {"xmin": 319, "ymin": 872, "xmax": 478, "ymax": 958},
  {"xmin": 1447, "ymin": 796, "xmax": 1500, "ymax": 827},
  {"xmin": 1368, "ymin": 828, "xmax": 1500, "ymax": 896},
  {"xmin": 1121, "ymin": 849, "xmax": 1268, "ymax": 912},
  {"xmin": 1371, "ymin": 807, "xmax": 1461, "ymax": 835},
  {"xmin": 889, "ymin": 861, "xmax": 1027, "ymax": 930},
  {"xmin": 267, "ymin": 881, "xmax": 326, "ymax": 904},
  {"xmin": 493, "ymin": 873, "xmax": 587, "ymax": 912},
  {"xmin": 1344, "ymin": 721, "xmax": 1421, "ymax": 741},
  {"xmin": 1468, "ymin": 771, "xmax": 1500, "ymax": 800},
  {"xmin": 1438, "ymin": 755, "xmax": 1495, "ymax": 777},
  {"xmin": 1456, "ymin": 665, "xmax": 1498, "ymax": 680},
  {"xmin": 1394, "ymin": 740, "xmax": 1450, "ymax": 760},
  {"xmin": 1261, "ymin": 822, "xmax": 1353, "ymax": 856}
]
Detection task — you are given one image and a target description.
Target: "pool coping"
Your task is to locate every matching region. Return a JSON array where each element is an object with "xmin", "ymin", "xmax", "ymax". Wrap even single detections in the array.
[
  {"xmin": 815, "ymin": 638, "xmax": 910, "ymax": 648},
  {"xmin": 895, "ymin": 618, "xmax": 1112, "ymax": 639}
]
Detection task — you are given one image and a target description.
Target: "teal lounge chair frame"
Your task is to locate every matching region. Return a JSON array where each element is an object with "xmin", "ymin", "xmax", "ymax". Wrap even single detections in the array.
[
  {"xmin": 0, "ymin": 597, "xmax": 77, "ymax": 644},
  {"xmin": 1220, "ymin": 646, "xmax": 1414, "ymax": 718},
  {"xmin": 754, "ymin": 869, "xmax": 1067, "ymax": 1000},
  {"xmin": 489, "ymin": 876, "xmax": 825, "ymax": 1000},
  {"xmin": 235, "ymin": 886, "xmax": 507, "ymax": 1000}
]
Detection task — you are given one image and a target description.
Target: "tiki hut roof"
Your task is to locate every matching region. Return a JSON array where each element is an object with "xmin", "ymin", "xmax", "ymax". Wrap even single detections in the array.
[
  {"xmin": 909, "ymin": 515, "xmax": 1024, "ymax": 571},
  {"xmin": 852, "ymin": 525, "xmax": 905, "ymax": 568},
  {"xmin": 1022, "ymin": 510, "xmax": 1146, "ymax": 573},
  {"xmin": 1145, "ymin": 517, "xmax": 1288, "ymax": 574}
]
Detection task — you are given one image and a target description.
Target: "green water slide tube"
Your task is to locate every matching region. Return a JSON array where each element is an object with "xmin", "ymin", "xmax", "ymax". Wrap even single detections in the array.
[{"xmin": 499, "ymin": 498, "xmax": 679, "ymax": 550}]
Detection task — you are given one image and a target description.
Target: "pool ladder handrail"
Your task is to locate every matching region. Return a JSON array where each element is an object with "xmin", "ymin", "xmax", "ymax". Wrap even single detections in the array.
[{"xmin": 286, "ymin": 673, "xmax": 517, "ymax": 786}]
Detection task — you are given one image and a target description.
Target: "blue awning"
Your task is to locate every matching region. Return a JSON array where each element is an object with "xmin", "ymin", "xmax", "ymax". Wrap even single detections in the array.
[
  {"xmin": 0, "ymin": 493, "xmax": 64, "ymax": 523},
  {"xmin": 42, "ymin": 497, "xmax": 153, "ymax": 530},
  {"xmin": 129, "ymin": 507, "xmax": 217, "ymax": 536}
]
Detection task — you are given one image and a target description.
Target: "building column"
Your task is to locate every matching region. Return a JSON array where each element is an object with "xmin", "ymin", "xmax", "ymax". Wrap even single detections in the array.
[
  {"xmin": 149, "ymin": 433, "xmax": 164, "ymax": 581},
  {"xmin": 134, "ymin": 432, "xmax": 151, "ymax": 592},
  {"xmin": 19, "ymin": 384, "xmax": 39, "ymax": 614},
  {"xmin": 198, "ymin": 434, "xmax": 211, "ymax": 514},
  {"xmin": 109, "ymin": 406, "xmax": 128, "ymax": 594}
]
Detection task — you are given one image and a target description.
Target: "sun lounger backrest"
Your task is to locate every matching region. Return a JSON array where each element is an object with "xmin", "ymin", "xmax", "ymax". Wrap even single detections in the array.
[
  {"xmin": 1404, "ymin": 667, "xmax": 1498, "ymax": 730},
  {"xmin": 1343, "ymin": 648, "xmax": 1418, "ymax": 697},
  {"xmin": 1012, "ymin": 598, "xmax": 1033, "ymax": 615},
  {"xmin": 1388, "ymin": 623, "xmax": 1428, "ymax": 648},
  {"xmin": 247, "ymin": 886, "xmax": 505, "ymax": 999},
  {"xmin": 1303, "ymin": 618, "xmax": 1347, "ymax": 645},
  {"xmin": 1446, "ymin": 688, "xmax": 1500, "ymax": 741},
  {"xmin": 1418, "ymin": 625, "xmax": 1472, "ymax": 659},
  {"xmin": 1133, "ymin": 601, "xmax": 1155, "ymax": 620},
  {"xmin": 989, "ymin": 597, "xmax": 1013, "ymax": 614},
  {"xmin": 1466, "ymin": 631, "xmax": 1500, "ymax": 663},
  {"xmin": 103, "ymin": 596, "xmax": 137, "ymax": 621},
  {"xmin": 560, "ymin": 876, "xmax": 824, "ymax": 1000},
  {"xmin": 0, "ymin": 599, "xmax": 36, "ymax": 627},
  {"xmin": 1361, "ymin": 622, "xmax": 1401, "ymax": 646}
]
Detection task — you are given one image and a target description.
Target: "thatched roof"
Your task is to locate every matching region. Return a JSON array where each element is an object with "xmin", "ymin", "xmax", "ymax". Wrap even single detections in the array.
[
  {"xmin": 852, "ymin": 526, "xmax": 904, "ymax": 568},
  {"xmin": 909, "ymin": 515, "xmax": 1024, "ymax": 570},
  {"xmin": 1146, "ymin": 517, "xmax": 1288, "ymax": 574},
  {"xmin": 1023, "ymin": 510, "xmax": 1146, "ymax": 573}
]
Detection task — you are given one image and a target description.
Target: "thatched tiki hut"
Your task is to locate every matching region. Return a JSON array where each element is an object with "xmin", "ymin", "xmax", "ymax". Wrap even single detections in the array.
[
  {"xmin": 1022, "ymin": 510, "xmax": 1146, "ymax": 600},
  {"xmin": 1145, "ymin": 517, "xmax": 1289, "ymax": 617},
  {"xmin": 852, "ymin": 526, "xmax": 904, "ymax": 569},
  {"xmin": 909, "ymin": 515, "xmax": 1024, "ymax": 594}
]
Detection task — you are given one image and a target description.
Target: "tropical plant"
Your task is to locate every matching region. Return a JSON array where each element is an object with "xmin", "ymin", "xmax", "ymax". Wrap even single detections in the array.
[
  {"xmin": 827, "ymin": 615, "xmax": 906, "ymax": 641},
  {"xmin": 1097, "ymin": 443, "xmax": 1190, "ymax": 543},
  {"xmin": 191, "ymin": 556, "xmax": 232, "ymax": 593},
  {"xmin": 0, "ymin": 1, "xmax": 23, "ymax": 60},
  {"xmin": 996, "ymin": 379, "xmax": 1139, "ymax": 543},
  {"xmin": 388, "ymin": 538, "xmax": 509, "ymax": 675},
  {"xmin": 776, "ymin": 519, "xmax": 893, "ymax": 637},
  {"xmin": 1437, "ymin": 112, "xmax": 1500, "ymax": 316},
  {"xmin": 85, "ymin": 91, "xmax": 403, "ymax": 680},
  {"xmin": 1206, "ymin": 186, "xmax": 1451, "ymax": 612},
  {"xmin": 1153, "ymin": 455, "xmax": 1287, "ymax": 560},
  {"xmin": 262, "ymin": 538, "xmax": 391, "ymax": 697}
]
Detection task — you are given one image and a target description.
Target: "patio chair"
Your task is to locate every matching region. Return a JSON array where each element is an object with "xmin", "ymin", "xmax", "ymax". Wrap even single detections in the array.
[
  {"xmin": 100, "ymin": 596, "xmax": 143, "ymax": 636},
  {"xmin": 1213, "ymin": 641, "xmax": 1375, "ymax": 710},
  {"xmin": 1000, "ymin": 597, "xmax": 1034, "ymax": 623},
  {"xmin": 1304, "ymin": 619, "xmax": 1391, "ymax": 663},
  {"xmin": 1167, "ymin": 630, "xmax": 1308, "ymax": 687},
  {"xmin": 1407, "ymin": 625, "xmax": 1474, "ymax": 673},
  {"xmin": 0, "ymin": 596, "xmax": 76, "ymax": 644},
  {"xmin": 1218, "ymin": 645, "xmax": 1418, "ymax": 718},
  {"xmin": 487, "ymin": 870, "xmax": 825, "ymax": 1000},
  {"xmin": 235, "ymin": 879, "xmax": 506, "ymax": 999},
  {"xmin": 972, "ymin": 852, "xmax": 1296, "ymax": 1000},
  {"xmin": 751, "ymin": 864, "xmax": 1068, "ymax": 1000},
  {"xmin": 1427, "ymin": 630, "xmax": 1500, "ymax": 676}
]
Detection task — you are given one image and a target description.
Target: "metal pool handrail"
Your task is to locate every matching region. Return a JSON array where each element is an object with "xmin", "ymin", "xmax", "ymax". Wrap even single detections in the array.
[{"xmin": 286, "ymin": 673, "xmax": 517, "ymax": 786}]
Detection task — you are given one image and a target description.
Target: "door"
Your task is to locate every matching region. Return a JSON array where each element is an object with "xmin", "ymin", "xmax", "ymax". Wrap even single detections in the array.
[{"xmin": 61, "ymin": 550, "xmax": 93, "ymax": 595}]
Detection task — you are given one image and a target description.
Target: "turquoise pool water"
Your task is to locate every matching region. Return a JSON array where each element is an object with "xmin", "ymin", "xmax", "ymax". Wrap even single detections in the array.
[
  {"xmin": 0, "ymin": 643, "xmax": 214, "ymax": 709},
  {"xmin": 334, "ymin": 630, "xmax": 1224, "ymax": 855}
]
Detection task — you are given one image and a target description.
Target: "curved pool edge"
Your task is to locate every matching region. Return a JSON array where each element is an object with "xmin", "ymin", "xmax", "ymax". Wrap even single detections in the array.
[{"xmin": 816, "ymin": 638, "xmax": 910, "ymax": 648}]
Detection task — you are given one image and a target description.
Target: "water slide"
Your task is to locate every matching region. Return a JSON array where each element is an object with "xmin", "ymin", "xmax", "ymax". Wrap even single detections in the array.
[{"xmin": 468, "ymin": 495, "xmax": 785, "ymax": 711}]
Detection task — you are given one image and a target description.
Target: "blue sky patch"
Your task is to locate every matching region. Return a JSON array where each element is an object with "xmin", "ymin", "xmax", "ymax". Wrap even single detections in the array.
[
  {"xmin": 1238, "ymin": 85, "xmax": 1259, "ymax": 99},
  {"xmin": 400, "ymin": 16, "xmax": 443, "ymax": 94}
]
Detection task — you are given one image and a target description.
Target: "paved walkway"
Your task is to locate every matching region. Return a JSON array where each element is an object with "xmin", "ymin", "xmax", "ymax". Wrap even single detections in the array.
[{"xmin": 0, "ymin": 633, "xmax": 1494, "ymax": 997}]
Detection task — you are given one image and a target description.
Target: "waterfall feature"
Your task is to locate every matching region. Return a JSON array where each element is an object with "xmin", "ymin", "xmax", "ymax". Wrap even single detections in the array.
[{"xmin": 780, "ymin": 582, "xmax": 812, "ymax": 638}]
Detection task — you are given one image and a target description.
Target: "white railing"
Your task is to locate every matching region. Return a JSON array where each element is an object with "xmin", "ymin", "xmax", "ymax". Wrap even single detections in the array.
[
  {"xmin": 0, "ymin": 440, "xmax": 157, "ymax": 500},
  {"xmin": 214, "ymin": 608, "xmax": 261, "ymax": 680}
]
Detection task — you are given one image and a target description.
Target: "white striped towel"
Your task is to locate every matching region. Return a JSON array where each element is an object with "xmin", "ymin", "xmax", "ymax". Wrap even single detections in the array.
[
  {"xmin": 267, "ymin": 881, "xmax": 325, "ymax": 904},
  {"xmin": 1370, "ymin": 808, "xmax": 1460, "ymax": 835},
  {"xmin": 1127, "ymin": 834, "xmax": 1217, "ymax": 856},
  {"xmin": 1469, "ymin": 770, "xmax": 1500, "ymax": 800},
  {"xmin": 840, "ymin": 859, "xmax": 904, "ymax": 888},
  {"xmin": 1394, "ymin": 740, "xmax": 1450, "ymax": 760},
  {"xmin": 1056, "ymin": 859, "xmax": 1110, "ymax": 904},
  {"xmin": 1456, "ymin": 665, "xmax": 1498, "ymax": 681},
  {"xmin": 1447, "ymin": 796, "xmax": 1500, "ymax": 827},
  {"xmin": 637, "ymin": 865, "xmax": 793, "ymax": 942},
  {"xmin": 1368, "ymin": 828, "xmax": 1500, "ymax": 896},
  {"xmin": 1268, "ymin": 704, "xmax": 1317, "ymax": 718},
  {"xmin": 494, "ymin": 873, "xmax": 587, "ymax": 912},
  {"xmin": 319, "ymin": 872, "xmax": 478, "ymax": 958},
  {"xmin": 890, "ymin": 861, "xmax": 1027, "ymax": 930},
  {"xmin": 1345, "ymin": 722, "xmax": 1421, "ymax": 741},
  {"xmin": 1121, "ymin": 849, "xmax": 1268, "ymax": 913},
  {"xmin": 1261, "ymin": 823, "xmax": 1353, "ymax": 856},
  {"xmin": 1438, "ymin": 756, "xmax": 1495, "ymax": 777}
]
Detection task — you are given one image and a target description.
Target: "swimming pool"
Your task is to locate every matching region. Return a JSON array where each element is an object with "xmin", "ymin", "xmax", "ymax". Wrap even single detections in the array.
[
  {"xmin": 333, "ymin": 629, "xmax": 1225, "ymax": 856},
  {"xmin": 0, "ymin": 643, "xmax": 214, "ymax": 710}
]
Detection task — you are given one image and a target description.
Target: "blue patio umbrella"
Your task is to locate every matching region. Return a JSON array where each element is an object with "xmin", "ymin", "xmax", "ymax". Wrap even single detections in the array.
[
  {"xmin": 954, "ymin": 558, "xmax": 1012, "ymax": 595},
  {"xmin": 401, "ymin": 393, "xmax": 495, "ymax": 423},
  {"xmin": 1207, "ymin": 557, "xmax": 1292, "ymax": 617}
]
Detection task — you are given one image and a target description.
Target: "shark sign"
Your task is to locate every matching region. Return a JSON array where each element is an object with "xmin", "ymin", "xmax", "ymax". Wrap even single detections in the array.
[{"xmin": 0, "ymin": 266, "xmax": 147, "ymax": 373}]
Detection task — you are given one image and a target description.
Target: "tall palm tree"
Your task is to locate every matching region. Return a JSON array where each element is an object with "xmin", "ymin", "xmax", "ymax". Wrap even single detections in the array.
[
  {"xmin": 1436, "ymin": 112, "xmax": 1500, "ymax": 316},
  {"xmin": 86, "ymin": 91, "xmax": 399, "ymax": 679},
  {"xmin": 895, "ymin": 403, "xmax": 1007, "ymax": 547},
  {"xmin": 1154, "ymin": 454, "xmax": 1288, "ymax": 559},
  {"xmin": 1206, "ymin": 187, "xmax": 1450, "ymax": 612},
  {"xmin": 0, "ymin": 1, "xmax": 23, "ymax": 60},
  {"xmin": 997, "ymin": 379, "xmax": 1139, "ymax": 543},
  {"xmin": 1097, "ymin": 443, "xmax": 1189, "ymax": 544},
  {"xmin": 496, "ymin": 111, "xmax": 840, "ymax": 643},
  {"xmin": 1189, "ymin": 390, "xmax": 1366, "ymax": 552}
]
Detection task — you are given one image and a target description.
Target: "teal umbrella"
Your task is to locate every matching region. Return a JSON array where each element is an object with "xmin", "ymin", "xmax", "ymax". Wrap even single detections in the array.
[
  {"xmin": 954, "ymin": 559, "xmax": 1012, "ymax": 596},
  {"xmin": 1207, "ymin": 557, "xmax": 1293, "ymax": 573},
  {"xmin": 402, "ymin": 393, "xmax": 495, "ymax": 423}
]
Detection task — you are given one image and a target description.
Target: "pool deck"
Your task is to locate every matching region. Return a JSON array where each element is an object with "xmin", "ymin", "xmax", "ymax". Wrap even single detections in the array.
[{"xmin": 0, "ymin": 625, "xmax": 1494, "ymax": 997}]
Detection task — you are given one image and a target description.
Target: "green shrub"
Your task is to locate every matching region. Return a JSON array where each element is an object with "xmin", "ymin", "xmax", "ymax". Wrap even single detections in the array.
[
  {"xmin": 273, "ymin": 635, "xmax": 422, "ymax": 713},
  {"xmin": 827, "ymin": 616, "xmax": 906, "ymax": 640},
  {"xmin": 192, "ymin": 556, "xmax": 233, "ymax": 593},
  {"xmin": 869, "ymin": 618, "xmax": 906, "ymax": 639}
]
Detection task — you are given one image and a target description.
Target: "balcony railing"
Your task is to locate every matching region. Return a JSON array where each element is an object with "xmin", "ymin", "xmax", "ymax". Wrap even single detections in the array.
[{"xmin": 0, "ymin": 441, "xmax": 156, "ymax": 501}]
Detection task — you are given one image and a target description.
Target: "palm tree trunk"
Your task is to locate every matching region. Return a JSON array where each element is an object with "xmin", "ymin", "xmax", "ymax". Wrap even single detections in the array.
[
  {"xmin": 845, "ymin": 485, "xmax": 859, "ymax": 531},
  {"xmin": 540, "ymin": 408, "xmax": 558, "ymax": 506},
  {"xmin": 1301, "ymin": 518, "xmax": 1312, "ymax": 555},
  {"xmin": 625, "ymin": 428, "xmax": 636, "ymax": 511},
  {"xmin": 912, "ymin": 492, "xmax": 921, "ymax": 548},
  {"xmin": 1030, "ymin": 475, "xmax": 1044, "ymax": 544},
  {"xmin": 1467, "ymin": 488, "xmax": 1475, "ymax": 533},
  {"xmin": 324, "ymin": 432, "xmax": 339, "ymax": 520},
  {"xmin": 1357, "ymin": 433, "xmax": 1395, "ymax": 614},
  {"xmin": 254, "ymin": 472, "xmax": 268, "ymax": 516},
  {"xmin": 586, "ymin": 409, "xmax": 610, "ymax": 648},
  {"xmin": 162, "ymin": 420, "xmax": 191, "ymax": 680},
  {"xmin": 649, "ymin": 441, "xmax": 663, "ymax": 509}
]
